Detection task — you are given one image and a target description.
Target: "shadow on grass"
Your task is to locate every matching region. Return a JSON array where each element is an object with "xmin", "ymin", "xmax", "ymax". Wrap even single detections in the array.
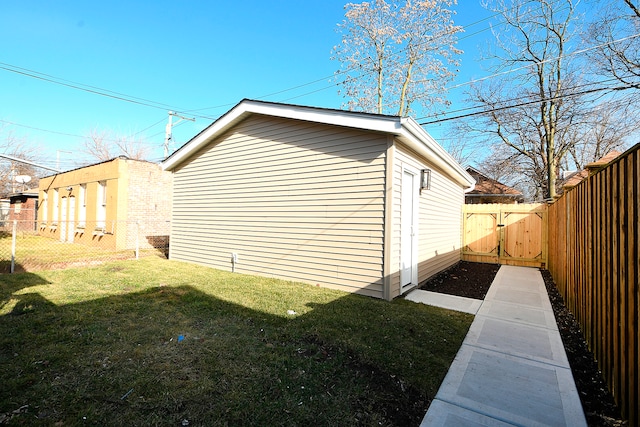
[
  {"xmin": 0, "ymin": 260, "xmax": 32, "ymax": 274},
  {"xmin": 0, "ymin": 282, "xmax": 471, "ymax": 426},
  {"xmin": 0, "ymin": 271, "xmax": 52, "ymax": 313}
]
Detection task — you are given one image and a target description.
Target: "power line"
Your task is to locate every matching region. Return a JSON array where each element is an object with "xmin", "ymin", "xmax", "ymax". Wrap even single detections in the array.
[
  {"xmin": 0, "ymin": 62, "xmax": 178, "ymax": 112},
  {"xmin": 440, "ymin": 32, "xmax": 640, "ymax": 94},
  {"xmin": 419, "ymin": 84, "xmax": 630, "ymax": 125},
  {"xmin": 185, "ymin": 75, "xmax": 339, "ymax": 113},
  {"xmin": 0, "ymin": 119, "xmax": 86, "ymax": 139},
  {"xmin": 131, "ymin": 117, "xmax": 167, "ymax": 137},
  {"xmin": 417, "ymin": 76, "xmax": 629, "ymax": 122},
  {"xmin": 0, "ymin": 118, "xmax": 169, "ymax": 147},
  {"xmin": 0, "ymin": 62, "xmax": 218, "ymax": 122},
  {"xmin": 147, "ymin": 118, "xmax": 192, "ymax": 141}
]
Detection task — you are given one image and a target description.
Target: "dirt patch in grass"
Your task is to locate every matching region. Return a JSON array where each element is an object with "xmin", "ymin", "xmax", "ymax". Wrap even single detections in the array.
[{"xmin": 418, "ymin": 261, "xmax": 626, "ymax": 426}]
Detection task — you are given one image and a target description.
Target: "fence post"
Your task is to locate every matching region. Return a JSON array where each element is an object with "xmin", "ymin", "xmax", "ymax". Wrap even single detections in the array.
[
  {"xmin": 135, "ymin": 221, "xmax": 140, "ymax": 260},
  {"xmin": 11, "ymin": 220, "xmax": 17, "ymax": 273}
]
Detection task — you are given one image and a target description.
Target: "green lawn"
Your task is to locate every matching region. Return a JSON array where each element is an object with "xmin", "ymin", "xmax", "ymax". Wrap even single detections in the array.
[{"xmin": 0, "ymin": 258, "xmax": 472, "ymax": 426}]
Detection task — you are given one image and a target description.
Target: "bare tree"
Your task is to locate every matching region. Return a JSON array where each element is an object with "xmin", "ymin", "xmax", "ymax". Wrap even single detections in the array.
[
  {"xmin": 588, "ymin": 0, "xmax": 640, "ymax": 90},
  {"xmin": 0, "ymin": 127, "xmax": 41, "ymax": 197},
  {"xmin": 441, "ymin": 137, "xmax": 474, "ymax": 167},
  {"xmin": 332, "ymin": 0, "xmax": 463, "ymax": 116},
  {"xmin": 562, "ymin": 101, "xmax": 635, "ymax": 170},
  {"xmin": 464, "ymin": 0, "xmax": 637, "ymax": 200},
  {"xmin": 472, "ymin": 145, "xmax": 539, "ymax": 199},
  {"xmin": 82, "ymin": 129, "xmax": 150, "ymax": 163},
  {"xmin": 439, "ymin": 122, "xmax": 481, "ymax": 166},
  {"xmin": 468, "ymin": 0, "xmax": 583, "ymax": 199}
]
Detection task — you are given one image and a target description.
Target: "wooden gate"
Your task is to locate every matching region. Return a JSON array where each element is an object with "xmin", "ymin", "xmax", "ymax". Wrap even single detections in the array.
[{"xmin": 462, "ymin": 203, "xmax": 548, "ymax": 268}]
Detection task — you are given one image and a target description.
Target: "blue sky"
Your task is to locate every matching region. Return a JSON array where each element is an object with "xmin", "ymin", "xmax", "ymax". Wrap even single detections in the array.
[{"xmin": 1, "ymin": 1, "xmax": 494, "ymax": 172}]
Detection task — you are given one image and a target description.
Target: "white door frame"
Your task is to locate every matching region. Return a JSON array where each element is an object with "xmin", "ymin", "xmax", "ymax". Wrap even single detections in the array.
[{"xmin": 400, "ymin": 167, "xmax": 419, "ymax": 292}]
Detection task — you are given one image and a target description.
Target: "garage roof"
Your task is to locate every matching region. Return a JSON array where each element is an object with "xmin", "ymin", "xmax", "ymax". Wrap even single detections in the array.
[{"xmin": 162, "ymin": 99, "xmax": 475, "ymax": 189}]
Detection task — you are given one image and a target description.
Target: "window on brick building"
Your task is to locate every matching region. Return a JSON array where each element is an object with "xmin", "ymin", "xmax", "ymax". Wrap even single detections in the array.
[
  {"xmin": 78, "ymin": 184, "xmax": 87, "ymax": 227},
  {"xmin": 42, "ymin": 192, "xmax": 48, "ymax": 222},
  {"xmin": 52, "ymin": 189, "xmax": 59, "ymax": 224},
  {"xmin": 96, "ymin": 181, "xmax": 106, "ymax": 229}
]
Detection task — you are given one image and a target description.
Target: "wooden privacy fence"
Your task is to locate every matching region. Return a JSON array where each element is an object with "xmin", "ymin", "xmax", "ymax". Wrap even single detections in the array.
[
  {"xmin": 548, "ymin": 143, "xmax": 639, "ymax": 425},
  {"xmin": 462, "ymin": 203, "xmax": 547, "ymax": 268}
]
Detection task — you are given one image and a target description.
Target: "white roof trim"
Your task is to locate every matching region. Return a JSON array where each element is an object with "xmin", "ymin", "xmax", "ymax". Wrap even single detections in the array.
[
  {"xmin": 398, "ymin": 117, "xmax": 475, "ymax": 189},
  {"xmin": 162, "ymin": 99, "xmax": 474, "ymax": 189}
]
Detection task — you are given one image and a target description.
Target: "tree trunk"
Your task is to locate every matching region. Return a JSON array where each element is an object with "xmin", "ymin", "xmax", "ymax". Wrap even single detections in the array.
[
  {"xmin": 377, "ymin": 58, "xmax": 384, "ymax": 114},
  {"xmin": 547, "ymin": 130, "xmax": 557, "ymax": 199},
  {"xmin": 398, "ymin": 60, "xmax": 414, "ymax": 117}
]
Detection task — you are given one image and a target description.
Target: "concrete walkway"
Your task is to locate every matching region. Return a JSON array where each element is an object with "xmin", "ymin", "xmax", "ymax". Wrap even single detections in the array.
[
  {"xmin": 408, "ymin": 265, "xmax": 587, "ymax": 427},
  {"xmin": 405, "ymin": 289, "xmax": 483, "ymax": 315}
]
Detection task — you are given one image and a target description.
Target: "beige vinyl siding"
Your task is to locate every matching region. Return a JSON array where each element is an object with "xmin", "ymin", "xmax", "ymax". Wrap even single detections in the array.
[
  {"xmin": 389, "ymin": 144, "xmax": 464, "ymax": 298},
  {"xmin": 416, "ymin": 166, "xmax": 464, "ymax": 281},
  {"xmin": 171, "ymin": 115, "xmax": 387, "ymax": 298}
]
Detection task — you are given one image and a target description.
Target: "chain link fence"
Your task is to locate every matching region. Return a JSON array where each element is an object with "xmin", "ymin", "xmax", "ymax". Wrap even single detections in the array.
[{"xmin": 0, "ymin": 218, "xmax": 170, "ymax": 274}]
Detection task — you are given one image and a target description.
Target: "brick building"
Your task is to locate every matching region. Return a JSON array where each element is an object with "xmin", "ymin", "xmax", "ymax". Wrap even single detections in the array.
[
  {"xmin": 38, "ymin": 157, "xmax": 172, "ymax": 250},
  {"xmin": 4, "ymin": 189, "xmax": 39, "ymax": 231}
]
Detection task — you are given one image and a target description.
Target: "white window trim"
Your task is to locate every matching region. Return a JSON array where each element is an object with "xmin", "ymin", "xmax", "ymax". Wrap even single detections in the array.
[{"xmin": 96, "ymin": 181, "xmax": 107, "ymax": 229}]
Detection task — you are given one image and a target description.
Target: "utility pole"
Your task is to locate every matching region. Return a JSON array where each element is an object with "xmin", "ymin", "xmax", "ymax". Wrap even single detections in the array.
[
  {"xmin": 164, "ymin": 111, "xmax": 195, "ymax": 158},
  {"xmin": 163, "ymin": 112, "xmax": 173, "ymax": 159}
]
